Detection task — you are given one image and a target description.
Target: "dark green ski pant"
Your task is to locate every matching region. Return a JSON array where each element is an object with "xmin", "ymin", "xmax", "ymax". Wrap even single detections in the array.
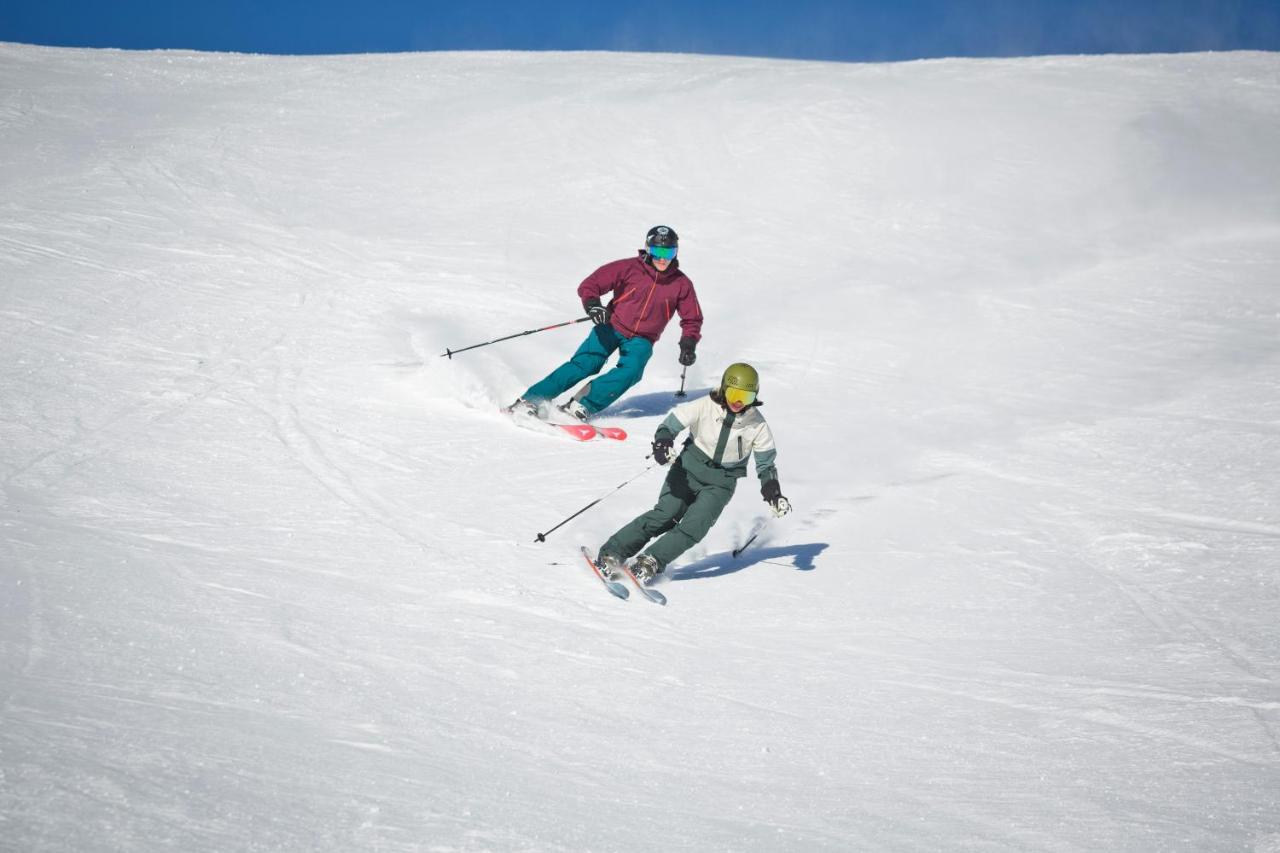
[{"xmin": 601, "ymin": 455, "xmax": 736, "ymax": 569}]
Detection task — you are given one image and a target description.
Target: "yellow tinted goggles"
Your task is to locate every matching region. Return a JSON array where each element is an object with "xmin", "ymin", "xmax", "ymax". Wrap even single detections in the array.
[{"xmin": 724, "ymin": 385, "xmax": 757, "ymax": 407}]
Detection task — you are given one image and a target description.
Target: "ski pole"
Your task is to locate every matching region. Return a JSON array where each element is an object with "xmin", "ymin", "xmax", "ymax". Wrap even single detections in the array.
[
  {"xmin": 441, "ymin": 316, "xmax": 591, "ymax": 359},
  {"xmin": 534, "ymin": 462, "xmax": 656, "ymax": 543},
  {"xmin": 675, "ymin": 366, "xmax": 688, "ymax": 398},
  {"xmin": 732, "ymin": 517, "xmax": 769, "ymax": 557}
]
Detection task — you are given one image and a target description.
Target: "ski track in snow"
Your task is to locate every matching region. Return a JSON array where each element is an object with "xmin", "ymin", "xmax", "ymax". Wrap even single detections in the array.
[{"xmin": 2, "ymin": 43, "xmax": 1280, "ymax": 852}]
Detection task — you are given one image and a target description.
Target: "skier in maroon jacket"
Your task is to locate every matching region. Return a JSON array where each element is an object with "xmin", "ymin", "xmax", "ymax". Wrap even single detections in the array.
[{"xmin": 510, "ymin": 226, "xmax": 703, "ymax": 421}]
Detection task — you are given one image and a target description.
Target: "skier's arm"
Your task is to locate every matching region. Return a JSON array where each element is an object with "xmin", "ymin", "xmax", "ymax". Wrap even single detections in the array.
[
  {"xmin": 753, "ymin": 422, "xmax": 791, "ymax": 516},
  {"xmin": 577, "ymin": 259, "xmax": 627, "ymax": 305},
  {"xmin": 674, "ymin": 283, "xmax": 704, "ymax": 363},
  {"xmin": 651, "ymin": 398, "xmax": 698, "ymax": 465},
  {"xmin": 675, "ymin": 283, "xmax": 704, "ymax": 342},
  {"xmin": 754, "ymin": 448, "xmax": 779, "ymax": 484},
  {"xmin": 656, "ymin": 396, "xmax": 705, "ymax": 442},
  {"xmin": 751, "ymin": 421, "xmax": 778, "ymax": 481},
  {"xmin": 654, "ymin": 412, "xmax": 685, "ymax": 444}
]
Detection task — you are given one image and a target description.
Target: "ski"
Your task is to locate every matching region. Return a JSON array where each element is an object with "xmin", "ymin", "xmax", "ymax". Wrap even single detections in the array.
[
  {"xmin": 580, "ymin": 546, "xmax": 629, "ymax": 600},
  {"xmin": 621, "ymin": 563, "xmax": 667, "ymax": 606},
  {"xmin": 543, "ymin": 413, "xmax": 627, "ymax": 441},
  {"xmin": 546, "ymin": 420, "xmax": 627, "ymax": 441},
  {"xmin": 554, "ymin": 422, "xmax": 598, "ymax": 441},
  {"xmin": 503, "ymin": 407, "xmax": 627, "ymax": 441},
  {"xmin": 595, "ymin": 425, "xmax": 628, "ymax": 441},
  {"xmin": 504, "ymin": 408, "xmax": 598, "ymax": 441}
]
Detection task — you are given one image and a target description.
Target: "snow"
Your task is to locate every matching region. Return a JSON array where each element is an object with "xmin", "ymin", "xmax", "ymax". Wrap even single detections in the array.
[{"xmin": 2, "ymin": 41, "xmax": 1279, "ymax": 851}]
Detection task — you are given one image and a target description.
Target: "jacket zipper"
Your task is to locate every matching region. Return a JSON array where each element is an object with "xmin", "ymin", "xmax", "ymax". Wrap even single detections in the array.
[{"xmin": 636, "ymin": 269, "xmax": 659, "ymax": 324}]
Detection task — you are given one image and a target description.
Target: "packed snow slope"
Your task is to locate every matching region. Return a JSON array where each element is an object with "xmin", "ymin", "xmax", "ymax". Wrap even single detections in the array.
[{"xmin": 3, "ymin": 42, "xmax": 1280, "ymax": 852}]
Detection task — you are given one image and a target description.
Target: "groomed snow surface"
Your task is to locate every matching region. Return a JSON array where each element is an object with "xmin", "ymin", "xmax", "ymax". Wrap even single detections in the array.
[{"xmin": 2, "ymin": 43, "xmax": 1279, "ymax": 852}]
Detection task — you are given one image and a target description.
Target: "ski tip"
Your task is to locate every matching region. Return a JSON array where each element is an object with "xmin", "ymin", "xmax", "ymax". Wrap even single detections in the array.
[{"xmin": 621, "ymin": 568, "xmax": 668, "ymax": 605}]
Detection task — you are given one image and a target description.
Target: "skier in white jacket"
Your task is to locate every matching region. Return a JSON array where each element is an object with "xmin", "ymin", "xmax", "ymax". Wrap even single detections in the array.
[{"xmin": 597, "ymin": 362, "xmax": 791, "ymax": 581}]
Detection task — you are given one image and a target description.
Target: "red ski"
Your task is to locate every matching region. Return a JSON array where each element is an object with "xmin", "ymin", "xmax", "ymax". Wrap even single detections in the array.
[
  {"xmin": 502, "ymin": 407, "xmax": 626, "ymax": 442},
  {"xmin": 504, "ymin": 408, "xmax": 596, "ymax": 441}
]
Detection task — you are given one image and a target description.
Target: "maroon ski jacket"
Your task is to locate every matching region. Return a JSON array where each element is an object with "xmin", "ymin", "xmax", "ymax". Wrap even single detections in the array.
[{"xmin": 577, "ymin": 252, "xmax": 703, "ymax": 344}]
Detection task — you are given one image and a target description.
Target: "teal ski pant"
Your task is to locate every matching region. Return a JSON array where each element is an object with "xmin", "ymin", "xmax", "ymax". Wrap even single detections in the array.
[
  {"xmin": 523, "ymin": 325, "xmax": 653, "ymax": 414},
  {"xmin": 601, "ymin": 456, "xmax": 736, "ymax": 570}
]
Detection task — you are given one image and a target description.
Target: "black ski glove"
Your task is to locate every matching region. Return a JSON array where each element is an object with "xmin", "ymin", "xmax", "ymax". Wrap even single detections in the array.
[
  {"xmin": 652, "ymin": 437, "xmax": 674, "ymax": 465},
  {"xmin": 761, "ymin": 479, "xmax": 792, "ymax": 518},
  {"xmin": 678, "ymin": 336, "xmax": 697, "ymax": 366},
  {"xmin": 585, "ymin": 297, "xmax": 611, "ymax": 326}
]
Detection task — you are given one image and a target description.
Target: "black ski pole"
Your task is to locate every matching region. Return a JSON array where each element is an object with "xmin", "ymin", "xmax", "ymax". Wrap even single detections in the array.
[
  {"xmin": 732, "ymin": 517, "xmax": 769, "ymax": 557},
  {"xmin": 675, "ymin": 366, "xmax": 688, "ymax": 398},
  {"xmin": 442, "ymin": 316, "xmax": 590, "ymax": 359},
  {"xmin": 534, "ymin": 462, "xmax": 656, "ymax": 543}
]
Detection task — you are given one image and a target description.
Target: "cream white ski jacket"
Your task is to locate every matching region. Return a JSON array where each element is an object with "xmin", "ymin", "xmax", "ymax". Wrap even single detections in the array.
[{"xmin": 656, "ymin": 394, "xmax": 778, "ymax": 483}]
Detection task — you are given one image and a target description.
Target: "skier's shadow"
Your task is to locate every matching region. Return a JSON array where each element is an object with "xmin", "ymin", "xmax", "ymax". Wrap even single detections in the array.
[
  {"xmin": 668, "ymin": 542, "xmax": 829, "ymax": 582},
  {"xmin": 598, "ymin": 388, "xmax": 715, "ymax": 419}
]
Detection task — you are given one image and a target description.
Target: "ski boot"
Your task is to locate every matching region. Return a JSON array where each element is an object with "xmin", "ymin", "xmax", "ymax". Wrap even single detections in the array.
[
  {"xmin": 508, "ymin": 398, "xmax": 539, "ymax": 418},
  {"xmin": 559, "ymin": 398, "xmax": 591, "ymax": 422},
  {"xmin": 597, "ymin": 551, "xmax": 624, "ymax": 582},
  {"xmin": 630, "ymin": 553, "xmax": 662, "ymax": 584}
]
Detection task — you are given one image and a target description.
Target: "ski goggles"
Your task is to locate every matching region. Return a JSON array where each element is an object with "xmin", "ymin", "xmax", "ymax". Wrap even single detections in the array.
[
  {"xmin": 647, "ymin": 244, "xmax": 677, "ymax": 260},
  {"xmin": 724, "ymin": 385, "xmax": 757, "ymax": 408}
]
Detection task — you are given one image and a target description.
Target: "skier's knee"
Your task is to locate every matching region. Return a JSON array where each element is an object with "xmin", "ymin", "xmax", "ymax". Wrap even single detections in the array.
[{"xmin": 572, "ymin": 355, "xmax": 606, "ymax": 374}]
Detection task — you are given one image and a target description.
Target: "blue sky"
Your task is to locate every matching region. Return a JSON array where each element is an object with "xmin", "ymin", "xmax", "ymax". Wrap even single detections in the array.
[{"xmin": 2, "ymin": 0, "xmax": 1278, "ymax": 60}]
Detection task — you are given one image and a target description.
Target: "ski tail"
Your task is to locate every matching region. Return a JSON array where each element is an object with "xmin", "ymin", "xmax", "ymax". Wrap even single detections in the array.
[{"xmin": 621, "ymin": 563, "xmax": 668, "ymax": 606}]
